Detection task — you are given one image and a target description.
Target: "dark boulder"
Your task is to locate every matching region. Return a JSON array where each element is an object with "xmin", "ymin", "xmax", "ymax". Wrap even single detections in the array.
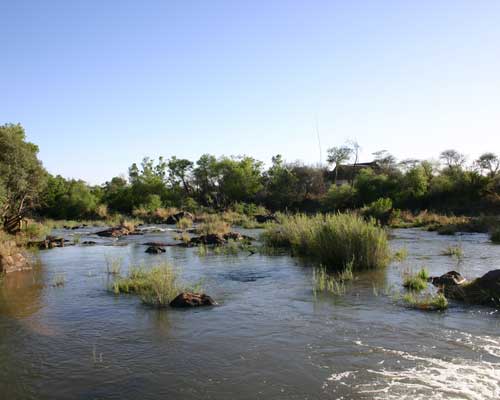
[
  {"xmin": 145, "ymin": 246, "xmax": 166, "ymax": 254},
  {"xmin": 430, "ymin": 269, "xmax": 500, "ymax": 307},
  {"xmin": 190, "ymin": 234, "xmax": 226, "ymax": 246},
  {"xmin": 170, "ymin": 292, "xmax": 216, "ymax": 308},
  {"xmin": 81, "ymin": 241, "xmax": 97, "ymax": 246},
  {"xmin": 429, "ymin": 271, "xmax": 466, "ymax": 286},
  {"xmin": 255, "ymin": 214, "xmax": 278, "ymax": 224}
]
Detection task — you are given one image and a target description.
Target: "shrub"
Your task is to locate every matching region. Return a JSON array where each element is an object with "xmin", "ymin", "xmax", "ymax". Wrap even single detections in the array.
[
  {"xmin": 262, "ymin": 213, "xmax": 390, "ymax": 271},
  {"xmin": 491, "ymin": 229, "xmax": 500, "ymax": 244},
  {"xmin": 362, "ymin": 197, "xmax": 393, "ymax": 224}
]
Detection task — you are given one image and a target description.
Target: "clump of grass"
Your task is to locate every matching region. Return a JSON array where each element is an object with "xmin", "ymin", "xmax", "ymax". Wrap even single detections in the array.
[
  {"xmin": 105, "ymin": 255, "xmax": 123, "ymax": 275},
  {"xmin": 402, "ymin": 292, "xmax": 448, "ymax": 311},
  {"xmin": 196, "ymin": 215, "xmax": 231, "ymax": 236},
  {"xmin": 174, "ymin": 231, "xmax": 191, "ymax": 244},
  {"xmin": 490, "ymin": 229, "xmax": 500, "ymax": 244},
  {"xmin": 403, "ymin": 267, "xmax": 429, "ymax": 291},
  {"xmin": 112, "ymin": 263, "xmax": 186, "ymax": 308},
  {"xmin": 392, "ymin": 247, "xmax": 408, "ymax": 262},
  {"xmin": 176, "ymin": 217, "xmax": 193, "ymax": 230},
  {"xmin": 73, "ymin": 234, "xmax": 81, "ymax": 244},
  {"xmin": 313, "ymin": 260, "xmax": 353, "ymax": 296},
  {"xmin": 262, "ymin": 213, "xmax": 390, "ymax": 271},
  {"xmin": 442, "ymin": 245, "xmax": 464, "ymax": 259},
  {"xmin": 52, "ymin": 274, "xmax": 65, "ymax": 287}
]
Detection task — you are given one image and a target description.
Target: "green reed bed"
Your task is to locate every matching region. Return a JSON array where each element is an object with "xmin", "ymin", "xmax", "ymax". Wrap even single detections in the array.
[
  {"xmin": 402, "ymin": 292, "xmax": 448, "ymax": 311},
  {"xmin": 262, "ymin": 213, "xmax": 390, "ymax": 271},
  {"xmin": 112, "ymin": 263, "xmax": 188, "ymax": 308}
]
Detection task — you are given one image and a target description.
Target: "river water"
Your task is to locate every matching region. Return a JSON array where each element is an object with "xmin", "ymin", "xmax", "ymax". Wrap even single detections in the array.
[{"xmin": 0, "ymin": 227, "xmax": 499, "ymax": 399}]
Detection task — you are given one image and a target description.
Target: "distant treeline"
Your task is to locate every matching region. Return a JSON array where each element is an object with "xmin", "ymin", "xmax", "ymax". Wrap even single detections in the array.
[{"xmin": 1, "ymin": 123, "xmax": 499, "ymax": 223}]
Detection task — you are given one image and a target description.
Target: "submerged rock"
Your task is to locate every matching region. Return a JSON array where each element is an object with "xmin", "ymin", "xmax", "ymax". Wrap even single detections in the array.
[
  {"xmin": 145, "ymin": 246, "xmax": 166, "ymax": 254},
  {"xmin": 430, "ymin": 269, "xmax": 500, "ymax": 307},
  {"xmin": 81, "ymin": 241, "xmax": 97, "ymax": 246},
  {"xmin": 170, "ymin": 292, "xmax": 216, "ymax": 308}
]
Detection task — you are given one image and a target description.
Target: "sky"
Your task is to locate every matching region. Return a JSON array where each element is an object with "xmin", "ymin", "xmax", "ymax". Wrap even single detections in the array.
[{"xmin": 1, "ymin": 0, "xmax": 499, "ymax": 184}]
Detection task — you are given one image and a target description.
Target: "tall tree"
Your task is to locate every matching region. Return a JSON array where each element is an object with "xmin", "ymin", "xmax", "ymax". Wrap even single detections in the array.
[
  {"xmin": 476, "ymin": 152, "xmax": 499, "ymax": 177},
  {"xmin": 0, "ymin": 123, "xmax": 47, "ymax": 222},
  {"xmin": 327, "ymin": 146, "xmax": 352, "ymax": 182}
]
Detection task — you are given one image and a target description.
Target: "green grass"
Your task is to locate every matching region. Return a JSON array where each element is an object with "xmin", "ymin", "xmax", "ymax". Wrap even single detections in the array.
[
  {"xmin": 403, "ymin": 267, "xmax": 429, "ymax": 291},
  {"xmin": 442, "ymin": 245, "xmax": 464, "ymax": 259},
  {"xmin": 392, "ymin": 247, "xmax": 408, "ymax": 262},
  {"xmin": 112, "ymin": 263, "xmax": 188, "ymax": 308},
  {"xmin": 262, "ymin": 213, "xmax": 390, "ymax": 271},
  {"xmin": 313, "ymin": 262, "xmax": 353, "ymax": 296},
  {"xmin": 402, "ymin": 292, "xmax": 448, "ymax": 311}
]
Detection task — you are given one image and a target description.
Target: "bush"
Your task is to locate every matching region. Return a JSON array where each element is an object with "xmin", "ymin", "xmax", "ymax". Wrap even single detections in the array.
[
  {"xmin": 362, "ymin": 197, "xmax": 393, "ymax": 224},
  {"xmin": 196, "ymin": 214, "xmax": 230, "ymax": 236},
  {"xmin": 262, "ymin": 213, "xmax": 390, "ymax": 271},
  {"xmin": 491, "ymin": 229, "xmax": 500, "ymax": 244}
]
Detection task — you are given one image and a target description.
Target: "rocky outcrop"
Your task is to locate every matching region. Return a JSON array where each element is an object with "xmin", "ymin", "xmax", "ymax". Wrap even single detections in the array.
[
  {"xmin": 430, "ymin": 269, "xmax": 500, "ymax": 307},
  {"xmin": 165, "ymin": 211, "xmax": 194, "ymax": 225},
  {"xmin": 29, "ymin": 236, "xmax": 67, "ymax": 250},
  {"xmin": 96, "ymin": 226, "xmax": 132, "ymax": 238},
  {"xmin": 0, "ymin": 240, "xmax": 31, "ymax": 274},
  {"xmin": 145, "ymin": 246, "xmax": 166, "ymax": 254},
  {"xmin": 187, "ymin": 232, "xmax": 254, "ymax": 246},
  {"xmin": 170, "ymin": 292, "xmax": 216, "ymax": 308}
]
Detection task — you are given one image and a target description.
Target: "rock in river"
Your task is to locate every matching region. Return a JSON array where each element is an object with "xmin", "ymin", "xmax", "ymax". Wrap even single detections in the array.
[
  {"xmin": 430, "ymin": 269, "xmax": 500, "ymax": 307},
  {"xmin": 170, "ymin": 292, "xmax": 217, "ymax": 308},
  {"xmin": 145, "ymin": 246, "xmax": 166, "ymax": 254}
]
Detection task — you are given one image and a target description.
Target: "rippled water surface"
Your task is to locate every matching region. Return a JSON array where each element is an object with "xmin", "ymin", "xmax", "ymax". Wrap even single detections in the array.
[{"xmin": 1, "ymin": 227, "xmax": 499, "ymax": 399}]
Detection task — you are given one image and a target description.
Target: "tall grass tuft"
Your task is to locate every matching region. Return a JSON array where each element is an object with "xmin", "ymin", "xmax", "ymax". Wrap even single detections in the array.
[
  {"xmin": 196, "ymin": 214, "xmax": 231, "ymax": 236},
  {"xmin": 403, "ymin": 267, "xmax": 429, "ymax": 291},
  {"xmin": 105, "ymin": 255, "xmax": 122, "ymax": 275},
  {"xmin": 112, "ymin": 263, "xmax": 186, "ymax": 308},
  {"xmin": 442, "ymin": 245, "xmax": 464, "ymax": 259},
  {"xmin": 262, "ymin": 213, "xmax": 390, "ymax": 271}
]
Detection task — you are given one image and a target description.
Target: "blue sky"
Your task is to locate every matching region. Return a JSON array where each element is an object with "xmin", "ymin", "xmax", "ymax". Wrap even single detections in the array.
[{"xmin": 1, "ymin": 0, "xmax": 499, "ymax": 184}]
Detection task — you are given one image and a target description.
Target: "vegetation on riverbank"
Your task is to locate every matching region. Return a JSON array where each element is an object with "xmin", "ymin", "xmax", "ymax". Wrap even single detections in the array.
[{"xmin": 262, "ymin": 213, "xmax": 390, "ymax": 271}]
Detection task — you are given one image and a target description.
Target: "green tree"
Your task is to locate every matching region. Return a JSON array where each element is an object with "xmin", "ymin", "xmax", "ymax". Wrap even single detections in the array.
[{"xmin": 0, "ymin": 123, "xmax": 47, "ymax": 222}]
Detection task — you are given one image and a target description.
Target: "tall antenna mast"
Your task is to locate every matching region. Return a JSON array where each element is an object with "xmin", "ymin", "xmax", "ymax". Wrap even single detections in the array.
[{"xmin": 315, "ymin": 115, "xmax": 322, "ymax": 165}]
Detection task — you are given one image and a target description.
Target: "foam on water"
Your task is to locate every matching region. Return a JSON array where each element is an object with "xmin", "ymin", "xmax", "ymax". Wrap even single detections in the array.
[{"xmin": 323, "ymin": 334, "xmax": 500, "ymax": 400}]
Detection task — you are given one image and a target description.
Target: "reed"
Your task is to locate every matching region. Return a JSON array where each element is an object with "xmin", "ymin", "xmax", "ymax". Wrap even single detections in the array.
[{"xmin": 262, "ymin": 213, "xmax": 390, "ymax": 271}]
